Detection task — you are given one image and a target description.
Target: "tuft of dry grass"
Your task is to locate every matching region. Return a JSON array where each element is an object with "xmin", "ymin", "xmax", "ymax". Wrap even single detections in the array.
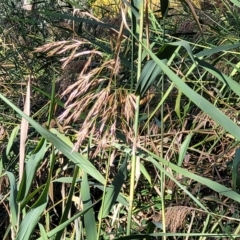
[
  {"xmin": 67, "ymin": 85, "xmax": 137, "ymax": 152},
  {"xmin": 35, "ymin": 39, "xmax": 137, "ymax": 152},
  {"xmin": 152, "ymin": 206, "xmax": 198, "ymax": 232},
  {"xmin": 166, "ymin": 206, "xmax": 194, "ymax": 232}
]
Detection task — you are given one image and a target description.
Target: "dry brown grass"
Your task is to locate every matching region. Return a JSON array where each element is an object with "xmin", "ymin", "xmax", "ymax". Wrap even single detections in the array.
[
  {"xmin": 151, "ymin": 206, "xmax": 200, "ymax": 232},
  {"xmin": 165, "ymin": 206, "xmax": 196, "ymax": 232},
  {"xmin": 35, "ymin": 39, "xmax": 137, "ymax": 153}
]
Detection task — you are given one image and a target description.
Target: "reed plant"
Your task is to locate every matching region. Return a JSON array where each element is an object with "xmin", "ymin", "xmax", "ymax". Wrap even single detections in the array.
[{"xmin": 1, "ymin": 0, "xmax": 240, "ymax": 239}]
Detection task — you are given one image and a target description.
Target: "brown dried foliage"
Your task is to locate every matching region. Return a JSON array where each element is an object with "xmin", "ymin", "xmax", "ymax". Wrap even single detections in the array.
[
  {"xmin": 153, "ymin": 206, "xmax": 202, "ymax": 232},
  {"xmin": 35, "ymin": 38, "xmax": 136, "ymax": 152}
]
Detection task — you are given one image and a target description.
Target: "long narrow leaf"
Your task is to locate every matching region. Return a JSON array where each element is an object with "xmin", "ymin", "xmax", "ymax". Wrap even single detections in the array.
[
  {"xmin": 135, "ymin": 60, "xmax": 162, "ymax": 96},
  {"xmin": 142, "ymin": 42, "xmax": 240, "ymax": 142},
  {"xmin": 21, "ymin": 141, "xmax": 48, "ymax": 200},
  {"xmin": 16, "ymin": 148, "xmax": 56, "ymax": 240},
  {"xmin": 38, "ymin": 223, "xmax": 49, "ymax": 240},
  {"xmin": 232, "ymin": 148, "xmax": 240, "ymax": 193},
  {"xmin": 5, "ymin": 171, "xmax": 18, "ymax": 227},
  {"xmin": 6, "ymin": 125, "xmax": 20, "ymax": 156},
  {"xmin": 37, "ymin": 201, "xmax": 100, "ymax": 239},
  {"xmin": 195, "ymin": 43, "xmax": 240, "ymax": 58},
  {"xmin": 99, "ymin": 158, "xmax": 127, "ymax": 218},
  {"xmin": 81, "ymin": 172, "xmax": 97, "ymax": 240},
  {"xmin": 55, "ymin": 166, "xmax": 79, "ymax": 239},
  {"xmin": 16, "ymin": 203, "xmax": 47, "ymax": 240},
  {"xmin": 196, "ymin": 58, "xmax": 240, "ymax": 97},
  {"xmin": 178, "ymin": 133, "xmax": 192, "ymax": 167},
  {"xmin": 0, "ymin": 93, "xmax": 105, "ymax": 184}
]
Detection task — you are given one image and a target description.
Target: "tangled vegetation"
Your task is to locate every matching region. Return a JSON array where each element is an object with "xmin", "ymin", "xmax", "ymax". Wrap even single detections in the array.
[{"xmin": 1, "ymin": 0, "xmax": 240, "ymax": 239}]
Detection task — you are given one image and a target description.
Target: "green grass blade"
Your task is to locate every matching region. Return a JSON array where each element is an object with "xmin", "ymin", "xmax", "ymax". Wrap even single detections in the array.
[
  {"xmin": 114, "ymin": 143, "xmax": 240, "ymax": 203},
  {"xmin": 99, "ymin": 158, "xmax": 127, "ymax": 218},
  {"xmin": 114, "ymin": 233, "xmax": 240, "ymax": 239},
  {"xmin": 53, "ymin": 177, "xmax": 129, "ymax": 206},
  {"xmin": 142, "ymin": 82, "xmax": 174, "ymax": 130},
  {"xmin": 135, "ymin": 60, "xmax": 161, "ymax": 96},
  {"xmin": 5, "ymin": 171, "xmax": 18, "ymax": 227},
  {"xmin": 160, "ymin": 0, "xmax": 169, "ymax": 17},
  {"xmin": 17, "ymin": 140, "xmax": 48, "ymax": 203},
  {"xmin": 39, "ymin": 202, "xmax": 99, "ymax": 239},
  {"xmin": 140, "ymin": 162, "xmax": 152, "ymax": 186},
  {"xmin": 232, "ymin": 148, "xmax": 240, "ymax": 193},
  {"xmin": 175, "ymin": 90, "xmax": 182, "ymax": 122},
  {"xmin": 6, "ymin": 125, "xmax": 20, "ymax": 156},
  {"xmin": 16, "ymin": 170, "xmax": 27, "ymax": 203},
  {"xmin": 228, "ymin": 0, "xmax": 240, "ymax": 8},
  {"xmin": 38, "ymin": 223, "xmax": 49, "ymax": 240},
  {"xmin": 169, "ymin": 41, "xmax": 196, "ymax": 63},
  {"xmin": 0, "ymin": 93, "xmax": 105, "ymax": 184},
  {"xmin": 23, "ymin": 141, "xmax": 48, "ymax": 199},
  {"xmin": 144, "ymin": 147, "xmax": 240, "ymax": 203},
  {"xmin": 142, "ymin": 44, "xmax": 240, "ymax": 142},
  {"xmin": 55, "ymin": 166, "xmax": 79, "ymax": 239},
  {"xmin": 16, "ymin": 147, "xmax": 56, "ymax": 240},
  {"xmin": 16, "ymin": 203, "xmax": 47, "ymax": 240},
  {"xmin": 50, "ymin": 128, "xmax": 74, "ymax": 148},
  {"xmin": 155, "ymin": 44, "xmax": 178, "ymax": 60},
  {"xmin": 196, "ymin": 58, "xmax": 240, "ymax": 97},
  {"xmin": 20, "ymin": 185, "xmax": 45, "ymax": 210},
  {"xmin": 195, "ymin": 43, "xmax": 240, "ymax": 58},
  {"xmin": 178, "ymin": 133, "xmax": 192, "ymax": 167},
  {"xmin": 81, "ymin": 172, "xmax": 97, "ymax": 240}
]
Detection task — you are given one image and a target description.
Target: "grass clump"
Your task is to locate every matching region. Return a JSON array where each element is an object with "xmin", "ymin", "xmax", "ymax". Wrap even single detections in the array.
[{"xmin": 1, "ymin": 0, "xmax": 240, "ymax": 239}]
